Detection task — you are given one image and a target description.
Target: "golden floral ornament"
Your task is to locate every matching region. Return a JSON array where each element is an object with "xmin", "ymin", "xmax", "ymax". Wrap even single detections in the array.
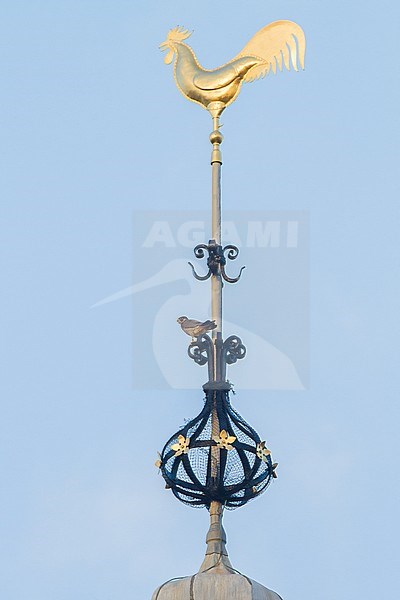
[
  {"xmin": 154, "ymin": 452, "xmax": 162, "ymax": 469},
  {"xmin": 171, "ymin": 434, "xmax": 191, "ymax": 456},
  {"xmin": 272, "ymin": 462, "xmax": 278, "ymax": 478},
  {"xmin": 256, "ymin": 441, "xmax": 271, "ymax": 462},
  {"xmin": 213, "ymin": 430, "xmax": 236, "ymax": 450}
]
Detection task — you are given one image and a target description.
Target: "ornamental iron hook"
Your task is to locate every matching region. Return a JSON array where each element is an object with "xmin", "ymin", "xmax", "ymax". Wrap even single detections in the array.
[{"xmin": 188, "ymin": 240, "xmax": 245, "ymax": 284}]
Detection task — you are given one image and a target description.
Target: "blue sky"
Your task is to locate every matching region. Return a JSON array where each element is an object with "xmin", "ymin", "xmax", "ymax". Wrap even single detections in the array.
[{"xmin": 1, "ymin": 1, "xmax": 399, "ymax": 599}]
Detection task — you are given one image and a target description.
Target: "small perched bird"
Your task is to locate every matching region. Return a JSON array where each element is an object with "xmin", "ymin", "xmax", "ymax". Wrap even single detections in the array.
[
  {"xmin": 160, "ymin": 21, "xmax": 305, "ymax": 117},
  {"xmin": 177, "ymin": 316, "xmax": 217, "ymax": 340}
]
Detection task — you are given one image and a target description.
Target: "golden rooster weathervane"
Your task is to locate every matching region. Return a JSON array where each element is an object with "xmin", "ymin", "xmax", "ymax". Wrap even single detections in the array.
[{"xmin": 160, "ymin": 20, "xmax": 306, "ymax": 121}]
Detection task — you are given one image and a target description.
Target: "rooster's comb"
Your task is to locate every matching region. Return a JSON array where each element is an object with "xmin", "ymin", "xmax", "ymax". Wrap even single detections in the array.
[{"xmin": 166, "ymin": 26, "xmax": 192, "ymax": 43}]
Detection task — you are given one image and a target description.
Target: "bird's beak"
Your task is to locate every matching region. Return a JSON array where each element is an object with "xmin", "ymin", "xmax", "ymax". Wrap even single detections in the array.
[{"xmin": 159, "ymin": 42, "xmax": 174, "ymax": 65}]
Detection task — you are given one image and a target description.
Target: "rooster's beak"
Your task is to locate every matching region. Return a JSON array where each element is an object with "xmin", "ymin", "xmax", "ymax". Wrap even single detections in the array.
[
  {"xmin": 159, "ymin": 42, "xmax": 173, "ymax": 64},
  {"xmin": 159, "ymin": 44, "xmax": 175, "ymax": 65}
]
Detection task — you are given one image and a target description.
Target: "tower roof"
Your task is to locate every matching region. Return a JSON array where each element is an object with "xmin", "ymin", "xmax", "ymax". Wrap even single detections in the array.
[{"xmin": 152, "ymin": 502, "xmax": 283, "ymax": 600}]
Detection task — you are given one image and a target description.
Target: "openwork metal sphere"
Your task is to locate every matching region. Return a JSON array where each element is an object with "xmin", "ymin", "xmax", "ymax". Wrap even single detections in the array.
[{"xmin": 159, "ymin": 390, "xmax": 276, "ymax": 509}]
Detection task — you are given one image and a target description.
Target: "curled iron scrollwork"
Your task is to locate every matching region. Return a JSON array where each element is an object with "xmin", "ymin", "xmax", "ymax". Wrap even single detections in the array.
[
  {"xmin": 188, "ymin": 334, "xmax": 214, "ymax": 382},
  {"xmin": 223, "ymin": 335, "xmax": 246, "ymax": 364},
  {"xmin": 223, "ymin": 245, "xmax": 239, "ymax": 260},
  {"xmin": 187, "ymin": 333, "xmax": 246, "ymax": 386},
  {"xmin": 188, "ymin": 239, "xmax": 245, "ymax": 283},
  {"xmin": 188, "ymin": 334, "xmax": 212, "ymax": 365},
  {"xmin": 188, "ymin": 244, "xmax": 211, "ymax": 281}
]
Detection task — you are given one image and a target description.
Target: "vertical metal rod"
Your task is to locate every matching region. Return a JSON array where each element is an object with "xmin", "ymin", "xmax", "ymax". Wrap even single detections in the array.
[
  {"xmin": 211, "ymin": 160, "xmax": 223, "ymax": 372},
  {"xmin": 210, "ymin": 117, "xmax": 223, "ymax": 371},
  {"xmin": 210, "ymin": 118, "xmax": 223, "ymax": 479}
]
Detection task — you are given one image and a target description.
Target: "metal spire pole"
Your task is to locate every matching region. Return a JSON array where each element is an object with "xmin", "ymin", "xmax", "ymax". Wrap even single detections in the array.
[
  {"xmin": 210, "ymin": 116, "xmax": 223, "ymax": 375},
  {"xmin": 210, "ymin": 116, "xmax": 223, "ymax": 482}
]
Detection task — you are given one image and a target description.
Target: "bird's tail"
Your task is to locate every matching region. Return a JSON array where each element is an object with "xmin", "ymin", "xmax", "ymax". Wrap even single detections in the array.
[
  {"xmin": 203, "ymin": 320, "xmax": 217, "ymax": 329},
  {"xmin": 235, "ymin": 20, "xmax": 306, "ymax": 82}
]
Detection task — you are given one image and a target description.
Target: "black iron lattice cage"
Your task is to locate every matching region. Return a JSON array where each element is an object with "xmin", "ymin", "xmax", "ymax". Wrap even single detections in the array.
[{"xmin": 160, "ymin": 390, "xmax": 274, "ymax": 509}]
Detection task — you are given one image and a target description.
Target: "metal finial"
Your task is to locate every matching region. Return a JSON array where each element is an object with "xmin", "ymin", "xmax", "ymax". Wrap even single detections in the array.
[
  {"xmin": 160, "ymin": 21, "xmax": 306, "ymax": 120},
  {"xmin": 199, "ymin": 501, "xmax": 232, "ymax": 572}
]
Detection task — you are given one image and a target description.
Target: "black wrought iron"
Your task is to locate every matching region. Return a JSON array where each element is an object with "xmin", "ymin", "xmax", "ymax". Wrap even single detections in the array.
[
  {"xmin": 220, "ymin": 245, "xmax": 246, "ymax": 283},
  {"xmin": 188, "ymin": 239, "xmax": 245, "ymax": 283},
  {"xmin": 220, "ymin": 335, "xmax": 246, "ymax": 382},
  {"xmin": 159, "ymin": 390, "xmax": 274, "ymax": 509},
  {"xmin": 188, "ymin": 334, "xmax": 214, "ymax": 383},
  {"xmin": 187, "ymin": 332, "xmax": 246, "ymax": 387},
  {"xmin": 224, "ymin": 336, "xmax": 246, "ymax": 364}
]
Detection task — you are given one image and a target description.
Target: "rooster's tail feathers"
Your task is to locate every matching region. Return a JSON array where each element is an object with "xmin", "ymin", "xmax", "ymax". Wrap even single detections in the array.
[{"xmin": 235, "ymin": 20, "xmax": 306, "ymax": 83}]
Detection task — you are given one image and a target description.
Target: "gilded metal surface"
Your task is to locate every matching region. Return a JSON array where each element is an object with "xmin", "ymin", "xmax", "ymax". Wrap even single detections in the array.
[
  {"xmin": 155, "ymin": 452, "xmax": 162, "ymax": 469},
  {"xmin": 256, "ymin": 441, "xmax": 271, "ymax": 463},
  {"xmin": 171, "ymin": 434, "xmax": 191, "ymax": 456},
  {"xmin": 213, "ymin": 429, "xmax": 236, "ymax": 450},
  {"xmin": 160, "ymin": 21, "xmax": 306, "ymax": 118}
]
